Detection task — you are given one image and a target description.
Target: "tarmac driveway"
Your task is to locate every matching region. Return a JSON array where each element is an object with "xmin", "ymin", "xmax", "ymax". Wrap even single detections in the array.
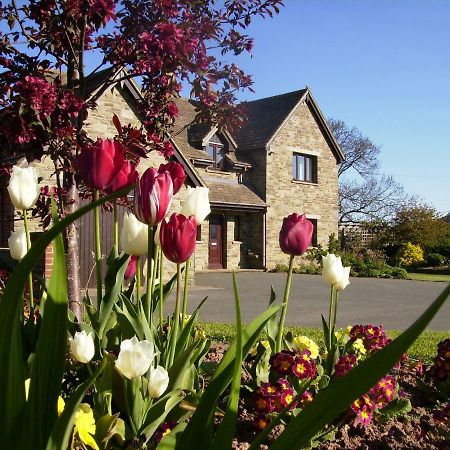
[{"xmin": 164, "ymin": 272, "xmax": 450, "ymax": 331}]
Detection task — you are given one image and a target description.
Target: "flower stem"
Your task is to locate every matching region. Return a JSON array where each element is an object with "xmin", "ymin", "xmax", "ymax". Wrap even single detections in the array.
[
  {"xmin": 145, "ymin": 226, "xmax": 154, "ymax": 320},
  {"xmin": 94, "ymin": 191, "xmax": 102, "ymax": 305},
  {"xmin": 276, "ymin": 254, "xmax": 295, "ymax": 353},
  {"xmin": 113, "ymin": 199, "xmax": 119, "ymax": 257},
  {"xmin": 182, "ymin": 258, "xmax": 190, "ymax": 325},
  {"xmin": 159, "ymin": 250, "xmax": 164, "ymax": 330},
  {"xmin": 23, "ymin": 210, "xmax": 34, "ymax": 310},
  {"xmin": 333, "ymin": 290, "xmax": 340, "ymax": 330},
  {"xmin": 168, "ymin": 263, "xmax": 182, "ymax": 368},
  {"xmin": 328, "ymin": 285, "xmax": 335, "ymax": 350},
  {"xmin": 136, "ymin": 256, "xmax": 141, "ymax": 306},
  {"xmin": 151, "ymin": 241, "xmax": 158, "ymax": 302}
]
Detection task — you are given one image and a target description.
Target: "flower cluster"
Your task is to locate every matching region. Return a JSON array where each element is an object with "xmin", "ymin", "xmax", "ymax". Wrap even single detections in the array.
[
  {"xmin": 154, "ymin": 421, "xmax": 178, "ymax": 444},
  {"xmin": 269, "ymin": 350, "xmax": 317, "ymax": 380},
  {"xmin": 334, "ymin": 354, "xmax": 357, "ymax": 377},
  {"xmin": 432, "ymin": 338, "xmax": 450, "ymax": 382},
  {"xmin": 351, "ymin": 375, "xmax": 397, "ymax": 426},
  {"xmin": 253, "ymin": 378, "xmax": 297, "ymax": 421},
  {"xmin": 349, "ymin": 324, "xmax": 391, "ymax": 353}
]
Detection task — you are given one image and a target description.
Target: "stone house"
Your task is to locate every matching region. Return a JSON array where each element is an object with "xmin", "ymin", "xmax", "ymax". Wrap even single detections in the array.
[{"xmin": 0, "ymin": 70, "xmax": 344, "ymax": 284}]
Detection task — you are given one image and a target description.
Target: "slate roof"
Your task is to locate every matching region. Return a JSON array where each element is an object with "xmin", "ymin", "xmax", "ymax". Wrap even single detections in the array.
[{"xmin": 232, "ymin": 89, "xmax": 308, "ymax": 150}]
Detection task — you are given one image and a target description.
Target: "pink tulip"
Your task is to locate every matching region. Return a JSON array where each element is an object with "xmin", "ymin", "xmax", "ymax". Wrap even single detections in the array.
[
  {"xmin": 124, "ymin": 255, "xmax": 138, "ymax": 280},
  {"xmin": 279, "ymin": 213, "xmax": 314, "ymax": 256},
  {"xmin": 134, "ymin": 167, "xmax": 173, "ymax": 226},
  {"xmin": 158, "ymin": 161, "xmax": 186, "ymax": 194},
  {"xmin": 160, "ymin": 213, "xmax": 197, "ymax": 263},
  {"xmin": 76, "ymin": 139, "xmax": 137, "ymax": 192},
  {"xmin": 104, "ymin": 160, "xmax": 138, "ymax": 195}
]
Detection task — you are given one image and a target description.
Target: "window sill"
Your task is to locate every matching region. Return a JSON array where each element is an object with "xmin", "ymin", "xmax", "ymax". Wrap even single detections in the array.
[
  {"xmin": 291, "ymin": 179, "xmax": 318, "ymax": 186},
  {"xmin": 232, "ymin": 240, "xmax": 242, "ymax": 244}
]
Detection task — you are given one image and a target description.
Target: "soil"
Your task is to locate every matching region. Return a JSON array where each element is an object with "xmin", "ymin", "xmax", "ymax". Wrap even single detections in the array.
[{"xmin": 204, "ymin": 345, "xmax": 450, "ymax": 450}]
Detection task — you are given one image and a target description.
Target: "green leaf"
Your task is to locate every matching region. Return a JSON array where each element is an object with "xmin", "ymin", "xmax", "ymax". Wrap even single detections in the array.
[
  {"xmin": 176, "ymin": 303, "xmax": 280, "ymax": 450},
  {"xmin": 378, "ymin": 397, "xmax": 412, "ymax": 420},
  {"xmin": 212, "ymin": 273, "xmax": 243, "ymax": 450},
  {"xmin": 167, "ymin": 340, "xmax": 201, "ymax": 391},
  {"xmin": 98, "ymin": 252, "xmax": 130, "ymax": 339},
  {"xmin": 269, "ymin": 282, "xmax": 450, "ymax": 450},
  {"xmin": 45, "ymin": 357, "xmax": 109, "ymax": 450},
  {"xmin": 157, "ymin": 422, "xmax": 187, "ymax": 450},
  {"xmin": 0, "ymin": 186, "xmax": 131, "ymax": 448},
  {"xmin": 265, "ymin": 286, "xmax": 279, "ymax": 352},
  {"xmin": 27, "ymin": 200, "xmax": 68, "ymax": 450}
]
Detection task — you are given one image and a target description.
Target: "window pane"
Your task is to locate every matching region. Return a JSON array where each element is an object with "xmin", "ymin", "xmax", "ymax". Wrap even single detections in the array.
[
  {"xmin": 210, "ymin": 224, "xmax": 217, "ymax": 240},
  {"xmin": 298, "ymin": 155, "xmax": 305, "ymax": 180},
  {"xmin": 206, "ymin": 144, "xmax": 215, "ymax": 160},
  {"xmin": 305, "ymin": 156, "xmax": 312, "ymax": 181}
]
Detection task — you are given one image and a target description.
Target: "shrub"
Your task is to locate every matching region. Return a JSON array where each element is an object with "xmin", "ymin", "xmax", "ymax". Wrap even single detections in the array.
[
  {"xmin": 426, "ymin": 253, "xmax": 446, "ymax": 267},
  {"xmin": 397, "ymin": 242, "xmax": 425, "ymax": 267},
  {"xmin": 271, "ymin": 264, "xmax": 290, "ymax": 273}
]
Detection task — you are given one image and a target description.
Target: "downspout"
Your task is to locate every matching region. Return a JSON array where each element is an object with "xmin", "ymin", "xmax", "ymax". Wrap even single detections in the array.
[{"xmin": 263, "ymin": 211, "xmax": 267, "ymax": 270}]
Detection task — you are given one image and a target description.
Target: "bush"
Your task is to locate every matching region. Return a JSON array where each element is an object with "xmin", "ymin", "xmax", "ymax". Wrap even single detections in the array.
[
  {"xmin": 341, "ymin": 251, "xmax": 407, "ymax": 279},
  {"xmin": 396, "ymin": 242, "xmax": 425, "ymax": 267},
  {"xmin": 426, "ymin": 253, "xmax": 446, "ymax": 267},
  {"xmin": 271, "ymin": 263, "xmax": 290, "ymax": 273}
]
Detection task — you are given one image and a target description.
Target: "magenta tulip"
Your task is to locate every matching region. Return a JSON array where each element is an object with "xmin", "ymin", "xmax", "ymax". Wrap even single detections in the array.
[
  {"xmin": 279, "ymin": 213, "xmax": 314, "ymax": 256},
  {"xmin": 134, "ymin": 167, "xmax": 173, "ymax": 226},
  {"xmin": 104, "ymin": 160, "xmax": 138, "ymax": 194},
  {"xmin": 158, "ymin": 161, "xmax": 186, "ymax": 195},
  {"xmin": 160, "ymin": 213, "xmax": 197, "ymax": 263},
  {"xmin": 124, "ymin": 255, "xmax": 138, "ymax": 280},
  {"xmin": 76, "ymin": 139, "xmax": 135, "ymax": 191}
]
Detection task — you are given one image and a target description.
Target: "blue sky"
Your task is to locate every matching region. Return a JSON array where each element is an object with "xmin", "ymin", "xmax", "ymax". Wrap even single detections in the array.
[{"xmin": 225, "ymin": 0, "xmax": 450, "ymax": 214}]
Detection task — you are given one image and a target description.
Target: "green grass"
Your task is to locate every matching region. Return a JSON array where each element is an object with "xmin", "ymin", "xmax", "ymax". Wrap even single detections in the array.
[
  {"xmin": 200, "ymin": 322, "xmax": 449, "ymax": 364},
  {"xmin": 407, "ymin": 272, "xmax": 450, "ymax": 282}
]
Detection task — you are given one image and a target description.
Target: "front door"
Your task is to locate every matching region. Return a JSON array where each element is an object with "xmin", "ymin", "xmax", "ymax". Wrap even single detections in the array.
[{"xmin": 208, "ymin": 215, "xmax": 223, "ymax": 269}]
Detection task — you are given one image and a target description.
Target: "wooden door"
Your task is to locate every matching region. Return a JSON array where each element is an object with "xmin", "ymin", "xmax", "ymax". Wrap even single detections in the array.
[{"xmin": 208, "ymin": 215, "xmax": 223, "ymax": 269}]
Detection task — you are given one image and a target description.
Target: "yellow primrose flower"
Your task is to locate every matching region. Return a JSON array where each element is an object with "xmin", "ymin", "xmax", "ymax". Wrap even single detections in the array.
[
  {"xmin": 345, "ymin": 325, "xmax": 352, "ymax": 335},
  {"xmin": 335, "ymin": 331, "xmax": 342, "ymax": 340},
  {"xmin": 73, "ymin": 404, "xmax": 99, "ymax": 450},
  {"xmin": 194, "ymin": 327, "xmax": 207, "ymax": 340},
  {"xmin": 353, "ymin": 338, "xmax": 367, "ymax": 359},
  {"xmin": 260, "ymin": 340, "xmax": 270, "ymax": 349},
  {"xmin": 292, "ymin": 335, "xmax": 319, "ymax": 359}
]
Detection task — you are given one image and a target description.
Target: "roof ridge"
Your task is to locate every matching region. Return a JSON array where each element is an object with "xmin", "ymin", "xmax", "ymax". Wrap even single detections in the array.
[{"xmin": 240, "ymin": 88, "xmax": 307, "ymax": 105}]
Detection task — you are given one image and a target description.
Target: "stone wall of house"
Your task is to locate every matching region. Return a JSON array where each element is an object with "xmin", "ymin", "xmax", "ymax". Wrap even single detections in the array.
[
  {"xmin": 237, "ymin": 148, "xmax": 267, "ymax": 201},
  {"xmin": 265, "ymin": 100, "xmax": 340, "ymax": 268}
]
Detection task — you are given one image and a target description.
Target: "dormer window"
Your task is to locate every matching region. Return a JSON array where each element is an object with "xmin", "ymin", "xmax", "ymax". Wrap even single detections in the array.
[{"xmin": 205, "ymin": 133, "xmax": 225, "ymax": 170}]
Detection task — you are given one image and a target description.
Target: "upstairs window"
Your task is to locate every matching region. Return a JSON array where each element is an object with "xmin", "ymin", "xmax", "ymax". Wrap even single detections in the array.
[
  {"xmin": 309, "ymin": 218, "xmax": 318, "ymax": 246},
  {"xmin": 205, "ymin": 133, "xmax": 225, "ymax": 170},
  {"xmin": 293, "ymin": 153, "xmax": 317, "ymax": 183}
]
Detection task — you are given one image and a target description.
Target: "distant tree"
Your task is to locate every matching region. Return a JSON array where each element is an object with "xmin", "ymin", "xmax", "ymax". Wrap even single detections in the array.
[
  {"xmin": 329, "ymin": 118, "xmax": 413, "ymax": 223},
  {"xmin": 390, "ymin": 204, "xmax": 450, "ymax": 249}
]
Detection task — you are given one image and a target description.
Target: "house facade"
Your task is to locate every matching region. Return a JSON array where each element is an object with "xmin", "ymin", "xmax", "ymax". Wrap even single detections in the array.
[{"xmin": 0, "ymin": 72, "xmax": 344, "ymax": 284}]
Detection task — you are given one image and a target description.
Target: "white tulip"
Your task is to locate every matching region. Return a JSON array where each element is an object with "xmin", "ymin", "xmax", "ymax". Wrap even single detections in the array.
[
  {"xmin": 322, "ymin": 253, "xmax": 345, "ymax": 286},
  {"xmin": 148, "ymin": 365, "xmax": 169, "ymax": 398},
  {"xmin": 7, "ymin": 165, "xmax": 40, "ymax": 210},
  {"xmin": 69, "ymin": 330, "xmax": 95, "ymax": 363},
  {"xmin": 335, "ymin": 266, "xmax": 351, "ymax": 291},
  {"xmin": 115, "ymin": 336, "xmax": 155, "ymax": 379},
  {"xmin": 8, "ymin": 229, "xmax": 28, "ymax": 260},
  {"xmin": 180, "ymin": 186, "xmax": 210, "ymax": 224},
  {"xmin": 120, "ymin": 212, "xmax": 149, "ymax": 256}
]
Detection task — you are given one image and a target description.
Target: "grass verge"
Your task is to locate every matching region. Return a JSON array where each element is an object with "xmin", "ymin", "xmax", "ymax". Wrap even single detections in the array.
[
  {"xmin": 407, "ymin": 272, "xmax": 450, "ymax": 282},
  {"xmin": 200, "ymin": 322, "xmax": 448, "ymax": 363}
]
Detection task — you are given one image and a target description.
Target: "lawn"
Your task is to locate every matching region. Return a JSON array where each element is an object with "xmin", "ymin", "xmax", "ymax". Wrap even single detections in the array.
[
  {"xmin": 200, "ymin": 322, "xmax": 448, "ymax": 363},
  {"xmin": 407, "ymin": 272, "xmax": 450, "ymax": 282}
]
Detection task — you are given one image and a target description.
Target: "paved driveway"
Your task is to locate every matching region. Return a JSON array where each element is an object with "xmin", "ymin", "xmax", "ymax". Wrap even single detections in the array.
[{"xmin": 164, "ymin": 272, "xmax": 450, "ymax": 331}]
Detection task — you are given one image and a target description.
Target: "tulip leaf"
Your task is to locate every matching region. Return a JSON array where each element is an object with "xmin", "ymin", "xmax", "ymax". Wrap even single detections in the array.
[
  {"xmin": 176, "ymin": 303, "xmax": 280, "ymax": 450},
  {"xmin": 0, "ymin": 186, "xmax": 131, "ymax": 448},
  {"xmin": 98, "ymin": 251, "xmax": 130, "ymax": 339},
  {"xmin": 139, "ymin": 391, "xmax": 184, "ymax": 438},
  {"xmin": 27, "ymin": 200, "xmax": 68, "ymax": 450},
  {"xmin": 212, "ymin": 273, "xmax": 243, "ymax": 450},
  {"xmin": 167, "ymin": 340, "xmax": 201, "ymax": 392},
  {"xmin": 45, "ymin": 357, "xmax": 108, "ymax": 450},
  {"xmin": 115, "ymin": 294, "xmax": 146, "ymax": 341},
  {"xmin": 269, "ymin": 282, "xmax": 450, "ymax": 450}
]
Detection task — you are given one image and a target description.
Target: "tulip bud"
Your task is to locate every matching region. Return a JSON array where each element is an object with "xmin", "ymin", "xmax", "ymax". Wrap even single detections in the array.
[
  {"xmin": 134, "ymin": 167, "xmax": 173, "ymax": 226},
  {"xmin": 124, "ymin": 255, "xmax": 138, "ymax": 280},
  {"xmin": 7, "ymin": 165, "xmax": 40, "ymax": 210},
  {"xmin": 115, "ymin": 336, "xmax": 156, "ymax": 379},
  {"xmin": 120, "ymin": 212, "xmax": 149, "ymax": 256},
  {"xmin": 180, "ymin": 186, "xmax": 210, "ymax": 224},
  {"xmin": 160, "ymin": 213, "xmax": 197, "ymax": 264},
  {"xmin": 159, "ymin": 161, "xmax": 186, "ymax": 194},
  {"xmin": 69, "ymin": 331, "xmax": 95, "ymax": 363},
  {"xmin": 322, "ymin": 253, "xmax": 345, "ymax": 286},
  {"xmin": 8, "ymin": 229, "xmax": 28, "ymax": 260},
  {"xmin": 334, "ymin": 266, "xmax": 351, "ymax": 291},
  {"xmin": 148, "ymin": 365, "xmax": 170, "ymax": 398},
  {"xmin": 279, "ymin": 213, "xmax": 313, "ymax": 256}
]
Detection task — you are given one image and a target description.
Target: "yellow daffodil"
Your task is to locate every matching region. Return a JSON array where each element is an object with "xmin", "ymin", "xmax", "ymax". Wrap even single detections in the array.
[{"xmin": 73, "ymin": 404, "xmax": 99, "ymax": 450}]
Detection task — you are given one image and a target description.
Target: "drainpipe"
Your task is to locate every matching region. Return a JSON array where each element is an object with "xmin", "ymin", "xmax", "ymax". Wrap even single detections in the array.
[{"xmin": 263, "ymin": 211, "xmax": 267, "ymax": 270}]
